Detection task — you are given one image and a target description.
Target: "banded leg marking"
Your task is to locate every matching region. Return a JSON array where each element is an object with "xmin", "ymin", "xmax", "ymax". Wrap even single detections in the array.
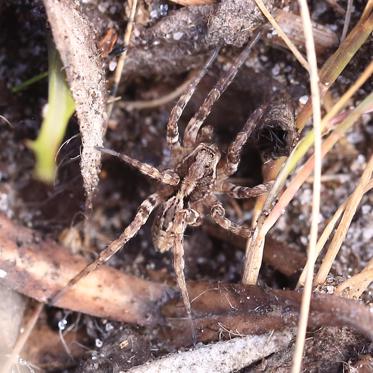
[
  {"xmin": 49, "ymin": 193, "xmax": 163, "ymax": 305},
  {"xmin": 183, "ymin": 33, "xmax": 261, "ymax": 147},
  {"xmin": 97, "ymin": 147, "xmax": 180, "ymax": 186},
  {"xmin": 166, "ymin": 48, "xmax": 220, "ymax": 150}
]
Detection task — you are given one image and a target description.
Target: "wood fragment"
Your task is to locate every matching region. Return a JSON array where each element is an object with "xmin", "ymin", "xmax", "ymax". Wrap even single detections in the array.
[
  {"xmin": 0, "ymin": 214, "xmax": 372, "ymax": 348},
  {"xmin": 43, "ymin": 0, "xmax": 107, "ymax": 208},
  {"xmin": 0, "ymin": 214, "xmax": 171, "ymax": 326},
  {"xmin": 127, "ymin": 330, "xmax": 293, "ymax": 373}
]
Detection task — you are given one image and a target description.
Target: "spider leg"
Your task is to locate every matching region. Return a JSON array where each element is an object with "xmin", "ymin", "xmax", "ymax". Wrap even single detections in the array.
[
  {"xmin": 49, "ymin": 193, "xmax": 163, "ymax": 305},
  {"xmin": 210, "ymin": 199, "xmax": 252, "ymax": 238},
  {"xmin": 97, "ymin": 147, "xmax": 179, "ymax": 186},
  {"xmin": 173, "ymin": 208, "xmax": 199, "ymax": 342},
  {"xmin": 219, "ymin": 106, "xmax": 265, "ymax": 178},
  {"xmin": 183, "ymin": 32, "xmax": 261, "ymax": 147},
  {"xmin": 166, "ymin": 48, "xmax": 220, "ymax": 151},
  {"xmin": 219, "ymin": 180, "xmax": 273, "ymax": 198}
]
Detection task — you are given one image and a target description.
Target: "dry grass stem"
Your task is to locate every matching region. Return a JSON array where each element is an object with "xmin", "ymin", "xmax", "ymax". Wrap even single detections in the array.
[
  {"xmin": 249, "ymin": 14, "xmax": 373, "ymax": 259},
  {"xmin": 291, "ymin": 1, "xmax": 322, "ymax": 372},
  {"xmin": 107, "ymin": 0, "xmax": 138, "ymax": 117},
  {"xmin": 120, "ymin": 73, "xmax": 195, "ymax": 110},
  {"xmin": 254, "ymin": 0, "xmax": 310, "ymax": 71},
  {"xmin": 336, "ymin": 258, "xmax": 373, "ymax": 298},
  {"xmin": 362, "ymin": 0, "xmax": 373, "ymax": 20},
  {"xmin": 260, "ymin": 91, "xmax": 373, "ymax": 242},
  {"xmin": 1, "ymin": 302, "xmax": 43, "ymax": 373},
  {"xmin": 0, "ymin": 213, "xmax": 170, "ymax": 325},
  {"xmin": 314, "ymin": 154, "xmax": 373, "ymax": 285},
  {"xmin": 296, "ymin": 10, "xmax": 373, "ymax": 131},
  {"xmin": 298, "ymin": 180, "xmax": 373, "ymax": 287},
  {"xmin": 341, "ymin": 0, "xmax": 354, "ymax": 42},
  {"xmin": 263, "ymin": 60, "xmax": 373, "ymax": 225}
]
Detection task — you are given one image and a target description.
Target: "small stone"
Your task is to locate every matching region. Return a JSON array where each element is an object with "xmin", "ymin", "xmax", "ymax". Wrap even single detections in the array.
[{"xmin": 173, "ymin": 32, "xmax": 184, "ymax": 41}]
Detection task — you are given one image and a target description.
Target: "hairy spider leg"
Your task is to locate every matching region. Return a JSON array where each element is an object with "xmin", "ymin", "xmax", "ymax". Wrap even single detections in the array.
[
  {"xmin": 172, "ymin": 208, "xmax": 199, "ymax": 343},
  {"xmin": 166, "ymin": 48, "xmax": 220, "ymax": 151},
  {"xmin": 97, "ymin": 147, "xmax": 180, "ymax": 186},
  {"xmin": 210, "ymin": 199, "xmax": 252, "ymax": 238},
  {"xmin": 219, "ymin": 181, "xmax": 273, "ymax": 198},
  {"xmin": 183, "ymin": 32, "xmax": 262, "ymax": 148},
  {"xmin": 49, "ymin": 193, "xmax": 163, "ymax": 305},
  {"xmin": 221, "ymin": 106, "xmax": 265, "ymax": 177}
]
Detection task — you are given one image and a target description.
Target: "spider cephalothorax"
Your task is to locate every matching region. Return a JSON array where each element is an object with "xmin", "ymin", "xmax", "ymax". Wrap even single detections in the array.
[{"xmin": 50, "ymin": 34, "xmax": 295, "ymax": 334}]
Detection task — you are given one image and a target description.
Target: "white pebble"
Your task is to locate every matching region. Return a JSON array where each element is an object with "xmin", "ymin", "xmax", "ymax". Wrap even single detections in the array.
[{"xmin": 0, "ymin": 269, "xmax": 7, "ymax": 278}]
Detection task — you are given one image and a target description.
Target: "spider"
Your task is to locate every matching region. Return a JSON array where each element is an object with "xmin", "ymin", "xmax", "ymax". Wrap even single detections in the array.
[{"xmin": 50, "ymin": 33, "xmax": 294, "ymax": 334}]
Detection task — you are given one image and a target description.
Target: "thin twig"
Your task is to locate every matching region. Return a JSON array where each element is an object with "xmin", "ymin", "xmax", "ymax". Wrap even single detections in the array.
[
  {"xmin": 254, "ymin": 0, "xmax": 310, "ymax": 71},
  {"xmin": 362, "ymin": 0, "xmax": 373, "ymax": 20},
  {"xmin": 120, "ymin": 73, "xmax": 195, "ymax": 110},
  {"xmin": 1, "ymin": 302, "xmax": 44, "ymax": 373},
  {"xmin": 291, "ymin": 1, "xmax": 322, "ymax": 372},
  {"xmin": 107, "ymin": 0, "xmax": 138, "ymax": 118},
  {"xmin": 314, "ymin": 154, "xmax": 373, "ymax": 285},
  {"xmin": 341, "ymin": 0, "xmax": 353, "ymax": 42}
]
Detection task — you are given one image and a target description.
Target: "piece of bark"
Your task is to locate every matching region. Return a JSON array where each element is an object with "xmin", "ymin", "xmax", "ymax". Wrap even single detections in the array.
[
  {"xmin": 127, "ymin": 330, "xmax": 293, "ymax": 373},
  {"xmin": 43, "ymin": 0, "xmax": 107, "ymax": 208},
  {"xmin": 161, "ymin": 282, "xmax": 373, "ymax": 347},
  {"xmin": 0, "ymin": 214, "xmax": 171, "ymax": 326},
  {"xmin": 121, "ymin": 0, "xmax": 337, "ymax": 78},
  {"xmin": 123, "ymin": 0, "xmax": 277, "ymax": 78},
  {"xmin": 0, "ymin": 213, "xmax": 372, "ymax": 349}
]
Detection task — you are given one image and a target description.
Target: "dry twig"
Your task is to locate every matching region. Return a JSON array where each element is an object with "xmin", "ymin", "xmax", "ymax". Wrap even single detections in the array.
[
  {"xmin": 291, "ymin": 1, "xmax": 322, "ymax": 371},
  {"xmin": 254, "ymin": 0, "xmax": 310, "ymax": 71},
  {"xmin": 120, "ymin": 73, "xmax": 195, "ymax": 111},
  {"xmin": 0, "ymin": 214, "xmax": 171, "ymax": 325},
  {"xmin": 107, "ymin": 0, "xmax": 139, "ymax": 118}
]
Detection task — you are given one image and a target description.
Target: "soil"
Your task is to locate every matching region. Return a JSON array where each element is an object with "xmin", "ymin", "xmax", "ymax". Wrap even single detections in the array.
[{"xmin": 0, "ymin": 0, "xmax": 372, "ymax": 372}]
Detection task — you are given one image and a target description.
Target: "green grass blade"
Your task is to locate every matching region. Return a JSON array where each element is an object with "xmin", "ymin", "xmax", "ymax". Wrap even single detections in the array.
[{"xmin": 28, "ymin": 45, "xmax": 75, "ymax": 183}]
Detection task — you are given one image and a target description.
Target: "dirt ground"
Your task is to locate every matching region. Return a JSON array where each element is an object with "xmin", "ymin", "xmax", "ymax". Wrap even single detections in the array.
[{"xmin": 0, "ymin": 0, "xmax": 372, "ymax": 372}]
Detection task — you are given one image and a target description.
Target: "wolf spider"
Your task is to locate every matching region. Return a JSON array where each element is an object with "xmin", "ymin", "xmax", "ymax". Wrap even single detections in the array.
[{"xmin": 50, "ymin": 34, "xmax": 291, "ymax": 332}]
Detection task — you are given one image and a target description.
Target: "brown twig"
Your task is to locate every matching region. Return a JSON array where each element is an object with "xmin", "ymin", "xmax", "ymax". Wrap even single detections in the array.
[
  {"xmin": 120, "ymin": 73, "xmax": 196, "ymax": 111},
  {"xmin": 107, "ymin": 0, "xmax": 139, "ymax": 118},
  {"xmin": 254, "ymin": 0, "xmax": 310, "ymax": 71},
  {"xmin": 0, "ymin": 214, "xmax": 373, "ymax": 350},
  {"xmin": 0, "ymin": 214, "xmax": 171, "ymax": 326}
]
